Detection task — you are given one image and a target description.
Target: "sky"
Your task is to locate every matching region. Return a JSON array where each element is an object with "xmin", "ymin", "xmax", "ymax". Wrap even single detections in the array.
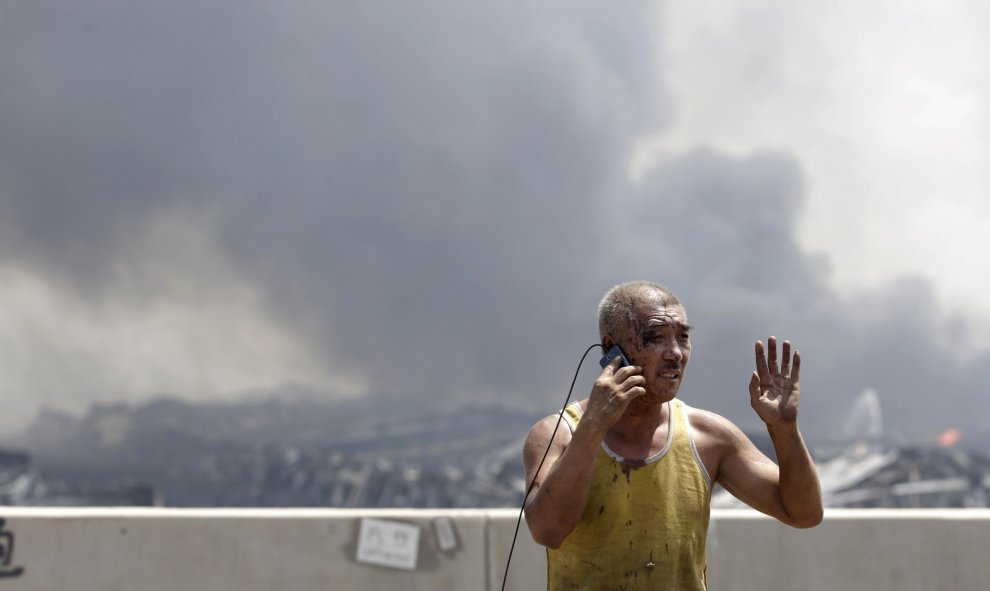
[{"xmin": 1, "ymin": 1, "xmax": 988, "ymax": 445}]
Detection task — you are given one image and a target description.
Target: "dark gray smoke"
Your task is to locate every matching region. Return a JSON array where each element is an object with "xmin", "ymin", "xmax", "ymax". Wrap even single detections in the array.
[{"xmin": 0, "ymin": 2, "xmax": 984, "ymax": 443}]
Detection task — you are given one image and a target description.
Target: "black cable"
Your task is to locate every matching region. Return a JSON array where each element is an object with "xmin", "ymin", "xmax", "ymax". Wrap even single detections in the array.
[{"xmin": 500, "ymin": 343, "xmax": 602, "ymax": 591}]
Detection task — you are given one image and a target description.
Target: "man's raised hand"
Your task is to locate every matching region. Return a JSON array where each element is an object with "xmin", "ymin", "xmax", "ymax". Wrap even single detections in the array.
[{"xmin": 749, "ymin": 336, "xmax": 801, "ymax": 425}]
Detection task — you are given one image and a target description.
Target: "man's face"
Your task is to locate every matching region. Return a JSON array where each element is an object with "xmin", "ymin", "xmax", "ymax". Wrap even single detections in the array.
[{"xmin": 616, "ymin": 293, "xmax": 691, "ymax": 404}]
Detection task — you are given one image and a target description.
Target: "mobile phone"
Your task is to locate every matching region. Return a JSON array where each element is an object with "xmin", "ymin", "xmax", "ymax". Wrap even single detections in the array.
[{"xmin": 599, "ymin": 344, "xmax": 629, "ymax": 369}]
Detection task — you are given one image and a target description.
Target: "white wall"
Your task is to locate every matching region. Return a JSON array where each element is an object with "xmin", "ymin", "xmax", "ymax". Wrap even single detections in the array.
[{"xmin": 0, "ymin": 508, "xmax": 987, "ymax": 590}]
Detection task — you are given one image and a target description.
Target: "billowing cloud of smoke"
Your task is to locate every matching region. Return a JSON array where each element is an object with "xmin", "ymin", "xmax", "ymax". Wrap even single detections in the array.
[
  {"xmin": 0, "ymin": 2, "xmax": 985, "ymax": 442},
  {"xmin": 0, "ymin": 1, "xmax": 668, "ymax": 429},
  {"xmin": 615, "ymin": 148, "xmax": 989, "ymax": 441}
]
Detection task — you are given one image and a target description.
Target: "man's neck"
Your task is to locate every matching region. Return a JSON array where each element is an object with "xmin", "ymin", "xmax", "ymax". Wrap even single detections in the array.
[{"xmin": 609, "ymin": 398, "xmax": 668, "ymax": 444}]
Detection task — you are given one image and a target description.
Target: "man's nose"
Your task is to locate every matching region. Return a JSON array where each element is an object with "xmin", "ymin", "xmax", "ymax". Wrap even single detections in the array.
[{"xmin": 662, "ymin": 341, "xmax": 683, "ymax": 362}]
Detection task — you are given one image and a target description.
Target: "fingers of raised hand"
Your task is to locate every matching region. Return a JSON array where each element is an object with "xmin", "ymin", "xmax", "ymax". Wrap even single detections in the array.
[
  {"xmin": 755, "ymin": 340, "xmax": 771, "ymax": 381},
  {"xmin": 791, "ymin": 349, "xmax": 801, "ymax": 383},
  {"xmin": 780, "ymin": 340, "xmax": 791, "ymax": 378},
  {"xmin": 758, "ymin": 337, "xmax": 799, "ymax": 381},
  {"xmin": 774, "ymin": 339, "xmax": 798, "ymax": 381},
  {"xmin": 767, "ymin": 336, "xmax": 779, "ymax": 376},
  {"xmin": 748, "ymin": 371, "xmax": 761, "ymax": 399}
]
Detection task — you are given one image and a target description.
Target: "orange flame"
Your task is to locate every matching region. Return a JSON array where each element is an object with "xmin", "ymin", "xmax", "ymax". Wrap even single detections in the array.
[{"xmin": 937, "ymin": 428, "xmax": 961, "ymax": 447}]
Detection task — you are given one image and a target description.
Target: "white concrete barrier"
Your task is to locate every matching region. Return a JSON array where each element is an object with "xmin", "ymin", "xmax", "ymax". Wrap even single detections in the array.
[{"xmin": 0, "ymin": 507, "xmax": 987, "ymax": 590}]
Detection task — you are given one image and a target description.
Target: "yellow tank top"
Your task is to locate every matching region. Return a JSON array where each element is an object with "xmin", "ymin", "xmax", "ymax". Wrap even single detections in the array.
[{"xmin": 546, "ymin": 398, "xmax": 711, "ymax": 591}]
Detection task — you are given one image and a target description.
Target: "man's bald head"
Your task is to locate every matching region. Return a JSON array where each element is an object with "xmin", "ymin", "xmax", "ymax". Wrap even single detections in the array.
[{"xmin": 597, "ymin": 281, "xmax": 685, "ymax": 342}]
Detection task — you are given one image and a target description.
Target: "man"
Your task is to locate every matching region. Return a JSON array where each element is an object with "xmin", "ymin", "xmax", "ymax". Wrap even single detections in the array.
[{"xmin": 523, "ymin": 281, "xmax": 822, "ymax": 590}]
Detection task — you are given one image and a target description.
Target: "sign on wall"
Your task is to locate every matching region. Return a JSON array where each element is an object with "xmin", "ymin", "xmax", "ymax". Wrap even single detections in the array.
[{"xmin": 355, "ymin": 518, "xmax": 420, "ymax": 571}]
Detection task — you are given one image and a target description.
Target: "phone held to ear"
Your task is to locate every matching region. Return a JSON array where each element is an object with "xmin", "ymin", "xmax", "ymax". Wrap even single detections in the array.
[{"xmin": 599, "ymin": 344, "xmax": 629, "ymax": 369}]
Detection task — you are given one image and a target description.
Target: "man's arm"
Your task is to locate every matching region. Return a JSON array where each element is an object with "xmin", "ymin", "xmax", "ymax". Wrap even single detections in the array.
[
  {"xmin": 713, "ymin": 337, "xmax": 823, "ymax": 528},
  {"xmin": 523, "ymin": 359, "xmax": 646, "ymax": 548},
  {"xmin": 521, "ymin": 414, "xmax": 602, "ymax": 549},
  {"xmin": 710, "ymin": 416, "xmax": 822, "ymax": 527}
]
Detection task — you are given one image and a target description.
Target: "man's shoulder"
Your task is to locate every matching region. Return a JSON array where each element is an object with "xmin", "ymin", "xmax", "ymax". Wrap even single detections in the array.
[
  {"xmin": 529, "ymin": 399, "xmax": 586, "ymax": 428},
  {"xmin": 683, "ymin": 403, "xmax": 747, "ymax": 443},
  {"xmin": 526, "ymin": 400, "xmax": 586, "ymax": 444}
]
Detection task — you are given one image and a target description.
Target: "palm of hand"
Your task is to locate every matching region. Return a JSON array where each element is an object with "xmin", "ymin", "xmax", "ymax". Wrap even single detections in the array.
[{"xmin": 749, "ymin": 337, "xmax": 800, "ymax": 425}]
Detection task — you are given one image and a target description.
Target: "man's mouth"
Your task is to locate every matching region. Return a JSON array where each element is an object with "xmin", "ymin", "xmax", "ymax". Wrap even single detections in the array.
[{"xmin": 658, "ymin": 370, "xmax": 680, "ymax": 380}]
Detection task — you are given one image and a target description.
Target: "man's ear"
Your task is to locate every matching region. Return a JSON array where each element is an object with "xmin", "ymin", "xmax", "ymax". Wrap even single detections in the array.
[{"xmin": 602, "ymin": 334, "xmax": 615, "ymax": 350}]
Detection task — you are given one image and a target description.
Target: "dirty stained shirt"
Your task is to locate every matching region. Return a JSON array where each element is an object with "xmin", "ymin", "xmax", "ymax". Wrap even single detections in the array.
[{"xmin": 546, "ymin": 398, "xmax": 712, "ymax": 591}]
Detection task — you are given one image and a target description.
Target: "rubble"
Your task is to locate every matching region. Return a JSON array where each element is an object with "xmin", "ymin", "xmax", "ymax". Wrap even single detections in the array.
[{"xmin": 5, "ymin": 394, "xmax": 988, "ymax": 509}]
